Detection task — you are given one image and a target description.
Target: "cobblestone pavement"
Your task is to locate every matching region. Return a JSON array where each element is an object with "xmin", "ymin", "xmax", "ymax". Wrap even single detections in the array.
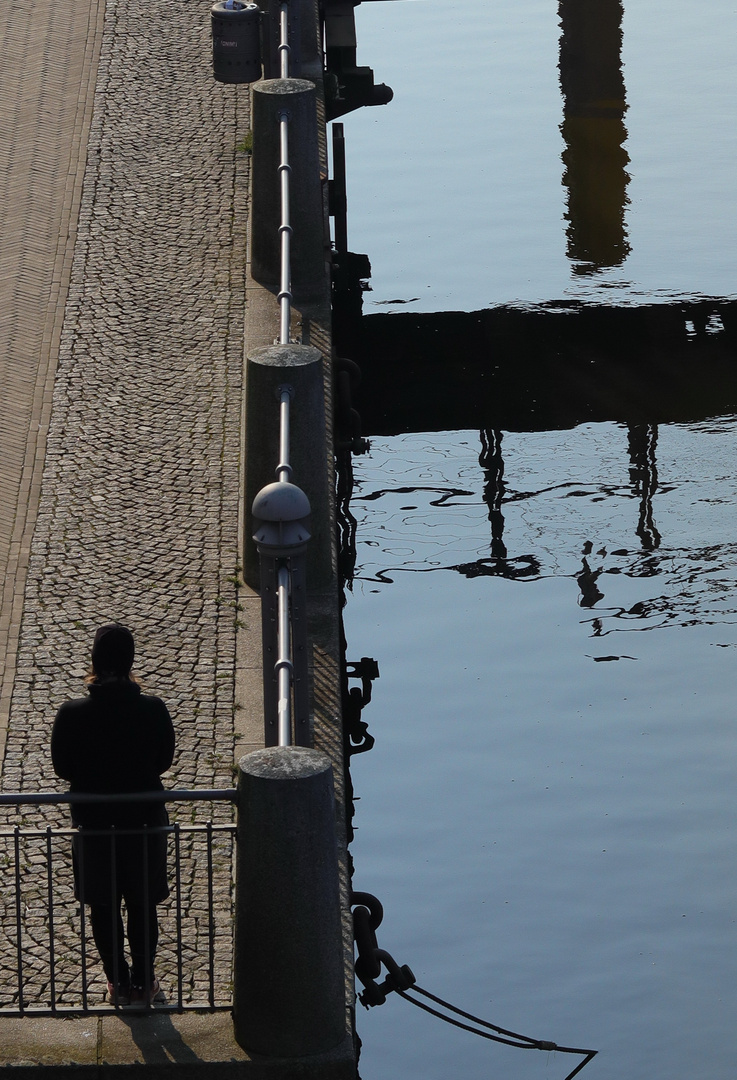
[
  {"xmin": 0, "ymin": 0, "xmax": 106, "ymax": 748},
  {"xmin": 0, "ymin": 0, "xmax": 252, "ymax": 1011}
]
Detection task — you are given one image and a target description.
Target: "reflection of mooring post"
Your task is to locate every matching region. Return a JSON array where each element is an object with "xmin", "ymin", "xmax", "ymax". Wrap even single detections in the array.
[
  {"xmin": 627, "ymin": 423, "xmax": 661, "ymax": 550},
  {"xmin": 558, "ymin": 0, "xmax": 630, "ymax": 272},
  {"xmin": 479, "ymin": 429, "xmax": 507, "ymax": 559}
]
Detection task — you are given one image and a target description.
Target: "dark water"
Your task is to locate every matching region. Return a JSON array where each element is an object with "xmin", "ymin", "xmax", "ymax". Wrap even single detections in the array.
[
  {"xmin": 344, "ymin": 423, "xmax": 737, "ymax": 1080},
  {"xmin": 334, "ymin": 2, "xmax": 737, "ymax": 1078},
  {"xmin": 341, "ymin": 0, "xmax": 737, "ymax": 312}
]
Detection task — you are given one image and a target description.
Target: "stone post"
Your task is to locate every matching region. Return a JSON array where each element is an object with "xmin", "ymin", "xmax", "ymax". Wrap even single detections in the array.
[
  {"xmin": 244, "ymin": 343, "xmax": 331, "ymax": 591},
  {"xmin": 232, "ymin": 747, "xmax": 347, "ymax": 1056},
  {"xmin": 258, "ymin": 0, "xmax": 323, "ymax": 81},
  {"xmin": 250, "ymin": 78, "xmax": 326, "ymax": 299}
]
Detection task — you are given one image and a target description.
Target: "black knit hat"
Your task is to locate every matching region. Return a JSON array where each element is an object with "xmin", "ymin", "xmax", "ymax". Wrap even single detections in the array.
[{"xmin": 91, "ymin": 623, "xmax": 135, "ymax": 675}]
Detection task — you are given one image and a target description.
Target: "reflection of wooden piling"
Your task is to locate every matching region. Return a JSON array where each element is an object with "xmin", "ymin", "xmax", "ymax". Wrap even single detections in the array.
[
  {"xmin": 627, "ymin": 423, "xmax": 661, "ymax": 550},
  {"xmin": 479, "ymin": 429, "xmax": 507, "ymax": 559},
  {"xmin": 558, "ymin": 0, "xmax": 630, "ymax": 271}
]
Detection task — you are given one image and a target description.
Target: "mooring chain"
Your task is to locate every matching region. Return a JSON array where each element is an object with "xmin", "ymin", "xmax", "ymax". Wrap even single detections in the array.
[
  {"xmin": 344, "ymin": 659, "xmax": 379, "ymax": 756},
  {"xmin": 351, "ymin": 891, "xmax": 416, "ymax": 1007},
  {"xmin": 351, "ymin": 891, "xmax": 598, "ymax": 1080}
]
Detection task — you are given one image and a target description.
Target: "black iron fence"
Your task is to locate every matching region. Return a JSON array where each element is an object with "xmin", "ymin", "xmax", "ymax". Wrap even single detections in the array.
[{"xmin": 0, "ymin": 790, "xmax": 236, "ymax": 1017}]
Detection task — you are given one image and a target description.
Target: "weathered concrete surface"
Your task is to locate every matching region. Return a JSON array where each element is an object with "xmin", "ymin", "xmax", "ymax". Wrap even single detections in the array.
[
  {"xmin": 233, "ymin": 749, "xmax": 345, "ymax": 1057},
  {"xmin": 0, "ymin": 1013, "xmax": 355, "ymax": 1077},
  {"xmin": 0, "ymin": 0, "xmax": 354, "ymax": 1073}
]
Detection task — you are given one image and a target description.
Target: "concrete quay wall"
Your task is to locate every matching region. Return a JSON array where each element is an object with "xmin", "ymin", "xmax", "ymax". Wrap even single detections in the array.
[{"xmin": 0, "ymin": 0, "xmax": 353, "ymax": 1073}]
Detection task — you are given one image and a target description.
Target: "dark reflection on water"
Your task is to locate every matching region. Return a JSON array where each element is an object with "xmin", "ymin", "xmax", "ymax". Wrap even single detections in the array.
[
  {"xmin": 341, "ymin": 0, "xmax": 737, "ymax": 315},
  {"xmin": 340, "ymin": 420, "xmax": 737, "ymax": 636},
  {"xmin": 559, "ymin": 0, "xmax": 630, "ymax": 274},
  {"xmin": 360, "ymin": 486, "xmax": 474, "ymax": 508},
  {"xmin": 577, "ymin": 542, "xmax": 605, "ymax": 608},
  {"xmin": 335, "ymin": 301, "xmax": 737, "ymax": 438},
  {"xmin": 480, "ymin": 429, "xmax": 507, "ymax": 559},
  {"xmin": 627, "ymin": 423, "xmax": 661, "ymax": 550}
]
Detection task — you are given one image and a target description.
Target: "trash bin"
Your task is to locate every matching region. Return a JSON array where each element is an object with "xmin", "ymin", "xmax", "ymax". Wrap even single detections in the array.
[{"xmin": 212, "ymin": 1, "xmax": 262, "ymax": 85}]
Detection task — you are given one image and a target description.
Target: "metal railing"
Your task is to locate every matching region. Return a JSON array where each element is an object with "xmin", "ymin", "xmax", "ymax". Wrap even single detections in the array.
[
  {"xmin": 278, "ymin": 0, "xmax": 293, "ymax": 345},
  {"xmin": 250, "ymin": 1, "xmax": 312, "ymax": 750},
  {"xmin": 0, "ymin": 790, "xmax": 236, "ymax": 1017},
  {"xmin": 253, "ymin": 403, "xmax": 311, "ymax": 747}
]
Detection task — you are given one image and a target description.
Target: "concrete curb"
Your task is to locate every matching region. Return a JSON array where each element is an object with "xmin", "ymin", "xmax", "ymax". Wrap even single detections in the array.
[{"xmin": 0, "ymin": 1014, "xmax": 355, "ymax": 1077}]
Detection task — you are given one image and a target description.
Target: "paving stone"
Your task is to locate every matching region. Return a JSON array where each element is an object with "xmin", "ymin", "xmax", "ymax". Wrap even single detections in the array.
[{"xmin": 0, "ymin": 0, "xmax": 252, "ymax": 1012}]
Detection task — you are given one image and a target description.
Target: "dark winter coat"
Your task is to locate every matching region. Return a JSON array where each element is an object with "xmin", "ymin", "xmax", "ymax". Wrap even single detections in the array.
[{"xmin": 51, "ymin": 678, "xmax": 175, "ymax": 906}]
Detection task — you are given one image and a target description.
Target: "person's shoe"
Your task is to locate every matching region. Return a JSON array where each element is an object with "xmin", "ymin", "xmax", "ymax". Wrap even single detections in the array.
[
  {"xmin": 107, "ymin": 980, "xmax": 131, "ymax": 1006},
  {"xmin": 129, "ymin": 978, "xmax": 161, "ymax": 1008}
]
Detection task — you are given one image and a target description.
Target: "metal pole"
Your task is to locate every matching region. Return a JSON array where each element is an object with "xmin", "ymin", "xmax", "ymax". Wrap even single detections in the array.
[
  {"xmin": 277, "ymin": 387, "xmax": 292, "ymax": 482},
  {"xmin": 278, "ymin": 1, "xmax": 291, "ymax": 344},
  {"xmin": 0, "ymin": 789, "xmax": 238, "ymax": 805},
  {"xmin": 252, "ymin": 477, "xmax": 311, "ymax": 744},
  {"xmin": 46, "ymin": 827, "xmax": 56, "ymax": 1013},
  {"xmin": 244, "ymin": 345, "xmax": 327, "ymax": 590},
  {"xmin": 141, "ymin": 825, "xmax": 151, "ymax": 1006},
  {"xmin": 278, "ymin": 111, "xmax": 292, "ymax": 345},
  {"xmin": 79, "ymin": 836, "xmax": 88, "ymax": 1012},
  {"xmin": 279, "ymin": 2, "xmax": 290, "ymax": 78},
  {"xmin": 331, "ymin": 123, "xmax": 348, "ymax": 253},
  {"xmin": 174, "ymin": 823, "xmax": 183, "ymax": 1011},
  {"xmin": 207, "ymin": 821, "xmax": 216, "ymax": 1008},
  {"xmin": 110, "ymin": 829, "xmax": 120, "ymax": 1003},
  {"xmin": 260, "ymin": 549, "xmax": 279, "ymax": 746},
  {"xmin": 14, "ymin": 828, "xmax": 24, "ymax": 1014},
  {"xmin": 276, "ymin": 562, "xmax": 293, "ymax": 746}
]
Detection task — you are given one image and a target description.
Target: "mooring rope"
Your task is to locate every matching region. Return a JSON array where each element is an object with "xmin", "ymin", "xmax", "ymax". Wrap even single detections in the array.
[{"xmin": 396, "ymin": 983, "xmax": 597, "ymax": 1080}]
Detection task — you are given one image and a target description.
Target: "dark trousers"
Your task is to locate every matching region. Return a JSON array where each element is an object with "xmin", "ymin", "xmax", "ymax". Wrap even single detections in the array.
[{"xmin": 89, "ymin": 896, "xmax": 158, "ymax": 987}]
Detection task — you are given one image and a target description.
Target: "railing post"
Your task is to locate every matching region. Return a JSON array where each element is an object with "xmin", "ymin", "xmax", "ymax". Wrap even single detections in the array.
[
  {"xmin": 244, "ymin": 344, "xmax": 331, "ymax": 590},
  {"xmin": 258, "ymin": 0, "xmax": 323, "ymax": 81},
  {"xmin": 252, "ymin": 479, "xmax": 311, "ymax": 745},
  {"xmin": 232, "ymin": 747, "xmax": 346, "ymax": 1056},
  {"xmin": 250, "ymin": 78, "xmax": 326, "ymax": 300}
]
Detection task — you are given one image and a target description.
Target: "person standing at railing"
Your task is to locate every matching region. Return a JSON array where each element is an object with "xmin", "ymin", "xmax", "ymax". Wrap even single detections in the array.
[{"xmin": 51, "ymin": 623, "xmax": 175, "ymax": 1008}]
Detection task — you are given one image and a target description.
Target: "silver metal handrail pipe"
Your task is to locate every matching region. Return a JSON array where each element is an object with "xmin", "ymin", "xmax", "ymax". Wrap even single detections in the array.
[
  {"xmin": 278, "ymin": 1, "xmax": 293, "ymax": 345},
  {"xmin": 273, "ymin": 3, "xmax": 302, "ymax": 745},
  {"xmin": 279, "ymin": 1, "xmax": 290, "ymax": 78},
  {"xmin": 274, "ymin": 384, "xmax": 297, "ymax": 746},
  {"xmin": 250, "ymin": 2, "xmax": 313, "ymax": 749},
  {"xmin": 277, "ymin": 386, "xmax": 292, "ymax": 481},
  {"xmin": 270, "ymin": 381, "xmax": 296, "ymax": 747},
  {"xmin": 278, "ymin": 115, "xmax": 292, "ymax": 345},
  {"xmin": 0, "ymin": 788, "xmax": 237, "ymax": 806},
  {"xmin": 252, "ymin": 448, "xmax": 311, "ymax": 747},
  {"xmin": 276, "ymin": 564, "xmax": 293, "ymax": 746}
]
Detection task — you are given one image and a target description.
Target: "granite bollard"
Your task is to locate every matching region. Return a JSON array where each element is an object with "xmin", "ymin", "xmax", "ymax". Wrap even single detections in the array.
[
  {"xmin": 232, "ymin": 747, "xmax": 346, "ymax": 1057},
  {"xmin": 244, "ymin": 343, "xmax": 331, "ymax": 590},
  {"xmin": 250, "ymin": 78, "xmax": 326, "ymax": 299}
]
